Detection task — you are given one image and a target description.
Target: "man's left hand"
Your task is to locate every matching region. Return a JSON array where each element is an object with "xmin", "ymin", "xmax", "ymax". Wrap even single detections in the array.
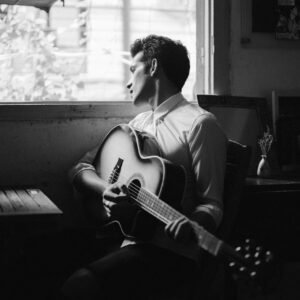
[{"xmin": 164, "ymin": 217, "xmax": 197, "ymax": 244}]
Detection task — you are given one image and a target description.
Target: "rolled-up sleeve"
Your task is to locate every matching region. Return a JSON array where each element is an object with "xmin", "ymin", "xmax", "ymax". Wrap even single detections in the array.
[
  {"xmin": 68, "ymin": 146, "xmax": 99, "ymax": 183},
  {"xmin": 188, "ymin": 115, "xmax": 227, "ymax": 227}
]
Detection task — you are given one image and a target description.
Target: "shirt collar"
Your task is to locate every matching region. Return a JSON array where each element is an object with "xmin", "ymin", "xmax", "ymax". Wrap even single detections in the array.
[{"xmin": 152, "ymin": 93, "xmax": 184, "ymax": 122}]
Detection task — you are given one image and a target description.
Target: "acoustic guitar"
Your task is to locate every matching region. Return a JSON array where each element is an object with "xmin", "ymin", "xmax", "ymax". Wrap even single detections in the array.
[{"xmin": 94, "ymin": 124, "xmax": 273, "ymax": 280}]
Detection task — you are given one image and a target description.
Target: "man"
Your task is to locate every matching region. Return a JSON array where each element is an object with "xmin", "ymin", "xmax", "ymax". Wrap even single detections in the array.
[{"xmin": 62, "ymin": 34, "xmax": 227, "ymax": 300}]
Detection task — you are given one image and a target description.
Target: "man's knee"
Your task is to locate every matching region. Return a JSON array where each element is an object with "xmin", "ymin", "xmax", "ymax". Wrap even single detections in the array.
[{"xmin": 61, "ymin": 268, "xmax": 99, "ymax": 300}]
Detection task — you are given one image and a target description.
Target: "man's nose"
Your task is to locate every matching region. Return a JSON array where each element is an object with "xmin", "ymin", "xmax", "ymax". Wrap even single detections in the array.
[{"xmin": 126, "ymin": 80, "xmax": 132, "ymax": 90}]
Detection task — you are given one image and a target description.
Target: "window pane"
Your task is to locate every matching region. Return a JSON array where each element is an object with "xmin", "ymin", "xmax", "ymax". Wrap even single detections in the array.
[
  {"xmin": 0, "ymin": 0, "xmax": 196, "ymax": 102},
  {"xmin": 130, "ymin": 2, "xmax": 196, "ymax": 101}
]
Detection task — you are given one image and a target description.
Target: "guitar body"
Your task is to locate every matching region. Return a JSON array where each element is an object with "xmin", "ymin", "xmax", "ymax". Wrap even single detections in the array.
[
  {"xmin": 94, "ymin": 124, "xmax": 186, "ymax": 238},
  {"xmin": 92, "ymin": 125, "xmax": 272, "ymax": 281}
]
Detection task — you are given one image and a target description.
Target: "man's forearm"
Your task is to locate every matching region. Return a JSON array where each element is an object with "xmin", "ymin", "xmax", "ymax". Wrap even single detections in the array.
[
  {"xmin": 73, "ymin": 169, "xmax": 109, "ymax": 225},
  {"xmin": 73, "ymin": 169, "xmax": 107, "ymax": 197}
]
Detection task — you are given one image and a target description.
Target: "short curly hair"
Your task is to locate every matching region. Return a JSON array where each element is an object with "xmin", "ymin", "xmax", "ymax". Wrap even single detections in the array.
[{"xmin": 130, "ymin": 35, "xmax": 190, "ymax": 91}]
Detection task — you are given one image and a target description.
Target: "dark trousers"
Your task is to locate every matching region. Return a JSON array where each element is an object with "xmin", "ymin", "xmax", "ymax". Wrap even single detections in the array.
[{"xmin": 62, "ymin": 243, "xmax": 197, "ymax": 300}]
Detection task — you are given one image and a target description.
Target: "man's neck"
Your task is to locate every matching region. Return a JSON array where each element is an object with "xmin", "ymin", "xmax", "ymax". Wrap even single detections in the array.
[{"xmin": 150, "ymin": 83, "xmax": 179, "ymax": 110}]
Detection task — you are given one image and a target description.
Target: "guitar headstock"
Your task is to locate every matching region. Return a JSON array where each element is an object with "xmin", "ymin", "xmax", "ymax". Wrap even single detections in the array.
[{"xmin": 227, "ymin": 238, "xmax": 275, "ymax": 290}]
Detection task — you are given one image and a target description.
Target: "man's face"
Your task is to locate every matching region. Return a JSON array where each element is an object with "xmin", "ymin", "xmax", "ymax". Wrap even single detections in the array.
[{"xmin": 127, "ymin": 51, "xmax": 155, "ymax": 106}]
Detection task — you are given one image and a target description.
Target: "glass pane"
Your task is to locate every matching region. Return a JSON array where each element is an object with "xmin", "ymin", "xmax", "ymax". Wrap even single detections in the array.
[
  {"xmin": 0, "ymin": 5, "xmax": 52, "ymax": 102},
  {"xmin": 0, "ymin": 0, "xmax": 196, "ymax": 102},
  {"xmin": 130, "ymin": 5, "xmax": 196, "ymax": 101}
]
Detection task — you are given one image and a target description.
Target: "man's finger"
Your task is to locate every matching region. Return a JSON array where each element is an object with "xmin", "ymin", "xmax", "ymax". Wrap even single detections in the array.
[{"xmin": 103, "ymin": 199, "xmax": 115, "ymax": 208}]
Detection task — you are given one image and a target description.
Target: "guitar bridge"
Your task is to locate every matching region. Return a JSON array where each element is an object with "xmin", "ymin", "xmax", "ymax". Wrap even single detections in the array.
[{"xmin": 108, "ymin": 158, "xmax": 123, "ymax": 184}]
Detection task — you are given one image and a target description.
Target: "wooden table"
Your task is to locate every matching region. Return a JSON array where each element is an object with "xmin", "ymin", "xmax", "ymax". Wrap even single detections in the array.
[
  {"xmin": 245, "ymin": 176, "xmax": 300, "ymax": 192},
  {"xmin": 0, "ymin": 188, "xmax": 62, "ymax": 218},
  {"xmin": 232, "ymin": 176, "xmax": 300, "ymax": 261},
  {"xmin": 0, "ymin": 189, "xmax": 62, "ymax": 298}
]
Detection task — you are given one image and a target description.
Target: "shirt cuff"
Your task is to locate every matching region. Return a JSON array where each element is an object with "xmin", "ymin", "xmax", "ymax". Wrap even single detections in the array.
[
  {"xmin": 195, "ymin": 203, "xmax": 223, "ymax": 228},
  {"xmin": 68, "ymin": 163, "xmax": 96, "ymax": 183}
]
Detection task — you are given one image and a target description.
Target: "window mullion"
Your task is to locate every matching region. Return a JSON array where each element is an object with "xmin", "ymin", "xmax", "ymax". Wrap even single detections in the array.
[
  {"xmin": 122, "ymin": 0, "xmax": 131, "ymax": 96},
  {"xmin": 196, "ymin": 0, "xmax": 213, "ymax": 95}
]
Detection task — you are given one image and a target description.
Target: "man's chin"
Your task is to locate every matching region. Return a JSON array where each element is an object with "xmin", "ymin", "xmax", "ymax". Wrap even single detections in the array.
[{"xmin": 133, "ymin": 97, "xmax": 148, "ymax": 107}]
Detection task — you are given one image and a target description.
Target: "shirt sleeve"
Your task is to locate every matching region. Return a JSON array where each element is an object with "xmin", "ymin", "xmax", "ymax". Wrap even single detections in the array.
[
  {"xmin": 68, "ymin": 145, "xmax": 99, "ymax": 183},
  {"xmin": 188, "ymin": 115, "xmax": 228, "ymax": 227},
  {"xmin": 69, "ymin": 114, "xmax": 150, "ymax": 184}
]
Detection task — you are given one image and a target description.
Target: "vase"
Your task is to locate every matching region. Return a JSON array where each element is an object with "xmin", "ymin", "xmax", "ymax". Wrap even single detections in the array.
[{"xmin": 257, "ymin": 155, "xmax": 271, "ymax": 177}]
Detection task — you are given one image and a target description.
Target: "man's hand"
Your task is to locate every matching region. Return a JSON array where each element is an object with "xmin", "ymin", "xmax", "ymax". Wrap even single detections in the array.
[
  {"xmin": 164, "ymin": 216, "xmax": 197, "ymax": 244},
  {"xmin": 102, "ymin": 183, "xmax": 132, "ymax": 218}
]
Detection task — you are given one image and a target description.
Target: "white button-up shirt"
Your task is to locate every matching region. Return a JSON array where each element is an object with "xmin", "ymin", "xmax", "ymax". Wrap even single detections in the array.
[
  {"xmin": 70, "ymin": 92, "xmax": 227, "ymax": 260},
  {"xmin": 129, "ymin": 93, "xmax": 227, "ymax": 227}
]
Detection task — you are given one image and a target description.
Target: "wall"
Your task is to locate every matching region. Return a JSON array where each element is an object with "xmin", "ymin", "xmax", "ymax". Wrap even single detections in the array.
[
  {"xmin": 230, "ymin": 0, "xmax": 300, "ymax": 101},
  {"xmin": 0, "ymin": 104, "xmax": 145, "ymax": 227}
]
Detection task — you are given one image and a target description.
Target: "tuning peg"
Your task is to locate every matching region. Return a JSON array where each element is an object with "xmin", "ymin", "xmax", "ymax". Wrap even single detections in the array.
[
  {"xmin": 254, "ymin": 251, "xmax": 260, "ymax": 258},
  {"xmin": 255, "ymin": 246, "xmax": 262, "ymax": 252},
  {"xmin": 250, "ymin": 271, "xmax": 257, "ymax": 277},
  {"xmin": 254, "ymin": 260, "xmax": 261, "ymax": 266},
  {"xmin": 244, "ymin": 253, "xmax": 251, "ymax": 259},
  {"xmin": 244, "ymin": 238, "xmax": 256, "ymax": 248},
  {"xmin": 264, "ymin": 250, "xmax": 273, "ymax": 262},
  {"xmin": 229, "ymin": 262, "xmax": 236, "ymax": 268},
  {"xmin": 235, "ymin": 246, "xmax": 241, "ymax": 251},
  {"xmin": 239, "ymin": 267, "xmax": 246, "ymax": 272}
]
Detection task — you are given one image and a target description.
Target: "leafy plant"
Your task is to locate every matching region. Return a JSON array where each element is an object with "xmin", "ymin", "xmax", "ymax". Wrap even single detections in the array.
[{"xmin": 0, "ymin": 5, "xmax": 81, "ymax": 101}]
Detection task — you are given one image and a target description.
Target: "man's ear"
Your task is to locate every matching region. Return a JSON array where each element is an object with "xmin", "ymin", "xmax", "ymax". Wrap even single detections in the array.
[{"xmin": 150, "ymin": 58, "xmax": 158, "ymax": 77}]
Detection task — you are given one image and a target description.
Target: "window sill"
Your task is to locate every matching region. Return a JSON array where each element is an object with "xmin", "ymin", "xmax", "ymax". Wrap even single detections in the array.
[{"xmin": 0, "ymin": 101, "xmax": 147, "ymax": 121}]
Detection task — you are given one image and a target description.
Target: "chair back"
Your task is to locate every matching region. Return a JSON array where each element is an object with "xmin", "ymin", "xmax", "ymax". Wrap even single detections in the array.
[
  {"xmin": 194, "ymin": 139, "xmax": 252, "ymax": 300},
  {"xmin": 124, "ymin": 139, "xmax": 252, "ymax": 300},
  {"xmin": 218, "ymin": 139, "xmax": 252, "ymax": 240}
]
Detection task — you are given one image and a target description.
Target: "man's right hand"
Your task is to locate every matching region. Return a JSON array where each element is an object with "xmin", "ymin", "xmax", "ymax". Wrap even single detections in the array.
[{"xmin": 102, "ymin": 183, "xmax": 133, "ymax": 219}]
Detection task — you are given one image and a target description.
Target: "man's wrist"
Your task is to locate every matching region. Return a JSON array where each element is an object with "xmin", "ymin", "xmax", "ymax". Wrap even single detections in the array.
[{"xmin": 190, "ymin": 211, "xmax": 217, "ymax": 233}]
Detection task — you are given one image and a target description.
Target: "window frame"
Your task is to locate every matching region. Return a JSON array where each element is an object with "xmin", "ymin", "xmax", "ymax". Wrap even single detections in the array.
[{"xmin": 0, "ymin": 0, "xmax": 214, "ymax": 118}]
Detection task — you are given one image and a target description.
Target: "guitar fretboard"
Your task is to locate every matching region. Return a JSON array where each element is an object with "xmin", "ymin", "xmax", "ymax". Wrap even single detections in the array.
[
  {"xmin": 128, "ymin": 184, "xmax": 182, "ymax": 224},
  {"xmin": 128, "ymin": 183, "xmax": 223, "ymax": 257}
]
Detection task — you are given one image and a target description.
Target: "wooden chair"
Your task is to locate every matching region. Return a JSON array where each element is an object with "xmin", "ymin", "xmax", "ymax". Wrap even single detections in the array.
[
  {"xmin": 153, "ymin": 139, "xmax": 252, "ymax": 300},
  {"xmin": 218, "ymin": 139, "xmax": 252, "ymax": 242},
  {"xmin": 190, "ymin": 139, "xmax": 252, "ymax": 300}
]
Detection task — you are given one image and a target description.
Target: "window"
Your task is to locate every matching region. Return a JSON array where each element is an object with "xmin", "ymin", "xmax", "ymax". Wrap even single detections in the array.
[{"xmin": 0, "ymin": 0, "xmax": 213, "ymax": 102}]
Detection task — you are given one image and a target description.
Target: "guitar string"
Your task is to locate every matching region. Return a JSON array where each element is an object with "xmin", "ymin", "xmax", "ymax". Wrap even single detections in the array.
[
  {"xmin": 109, "ymin": 171, "xmax": 169, "ymax": 223},
  {"xmin": 111, "ymin": 171, "xmax": 181, "ymax": 220},
  {"xmin": 107, "ymin": 158, "xmax": 181, "ymax": 221},
  {"xmin": 110, "ymin": 172, "xmax": 183, "ymax": 224},
  {"xmin": 110, "ymin": 172, "xmax": 172, "ymax": 224},
  {"xmin": 108, "ymin": 170, "xmax": 224, "ymax": 257}
]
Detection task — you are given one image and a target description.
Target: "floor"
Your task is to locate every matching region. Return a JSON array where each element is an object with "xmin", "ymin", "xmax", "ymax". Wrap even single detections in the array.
[
  {"xmin": 0, "ymin": 226, "xmax": 122, "ymax": 300},
  {"xmin": 1, "ymin": 226, "xmax": 300, "ymax": 300}
]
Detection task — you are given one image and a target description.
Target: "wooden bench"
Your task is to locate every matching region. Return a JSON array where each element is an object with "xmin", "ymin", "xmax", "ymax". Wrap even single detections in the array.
[{"xmin": 0, "ymin": 188, "xmax": 62, "ymax": 218}]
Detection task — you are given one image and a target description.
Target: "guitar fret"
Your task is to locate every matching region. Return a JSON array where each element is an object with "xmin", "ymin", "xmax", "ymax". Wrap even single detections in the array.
[{"xmin": 136, "ymin": 188, "xmax": 183, "ymax": 223}]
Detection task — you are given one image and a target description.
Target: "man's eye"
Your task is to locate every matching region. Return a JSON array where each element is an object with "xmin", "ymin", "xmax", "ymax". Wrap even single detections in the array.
[{"xmin": 130, "ymin": 66, "xmax": 135, "ymax": 73}]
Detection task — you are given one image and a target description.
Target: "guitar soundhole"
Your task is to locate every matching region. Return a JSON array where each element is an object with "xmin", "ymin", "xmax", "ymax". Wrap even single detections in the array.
[{"xmin": 128, "ymin": 179, "xmax": 141, "ymax": 200}]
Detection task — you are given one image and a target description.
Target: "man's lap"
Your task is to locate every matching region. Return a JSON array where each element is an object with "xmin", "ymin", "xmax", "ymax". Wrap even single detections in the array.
[{"xmin": 62, "ymin": 243, "xmax": 197, "ymax": 300}]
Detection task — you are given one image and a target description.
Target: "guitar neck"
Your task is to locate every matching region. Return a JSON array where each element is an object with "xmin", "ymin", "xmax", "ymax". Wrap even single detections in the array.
[
  {"xmin": 128, "ymin": 184, "xmax": 224, "ymax": 257},
  {"xmin": 128, "ymin": 184, "xmax": 183, "ymax": 224}
]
